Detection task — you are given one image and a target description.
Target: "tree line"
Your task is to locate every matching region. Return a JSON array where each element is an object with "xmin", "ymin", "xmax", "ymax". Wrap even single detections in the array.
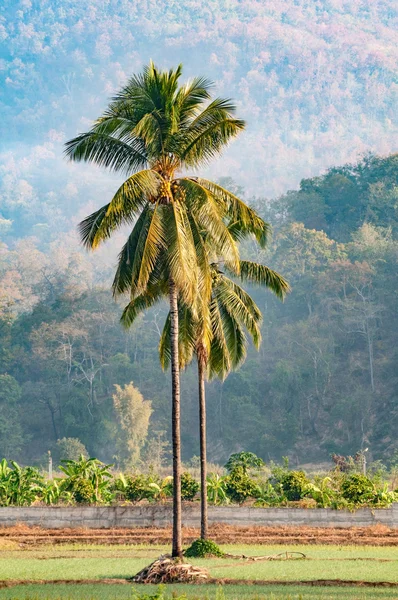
[{"xmin": 1, "ymin": 88, "xmax": 397, "ymax": 501}]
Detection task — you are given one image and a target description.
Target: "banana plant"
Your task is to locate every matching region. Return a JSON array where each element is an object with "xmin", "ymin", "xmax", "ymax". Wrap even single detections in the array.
[
  {"xmin": 59, "ymin": 455, "xmax": 113, "ymax": 503},
  {"xmin": 206, "ymin": 473, "xmax": 229, "ymax": 505},
  {"xmin": 306, "ymin": 476, "xmax": 335, "ymax": 507},
  {"xmin": 0, "ymin": 459, "xmax": 44, "ymax": 506},
  {"xmin": 42, "ymin": 480, "xmax": 73, "ymax": 506},
  {"xmin": 147, "ymin": 476, "xmax": 173, "ymax": 502},
  {"xmin": 254, "ymin": 482, "xmax": 284, "ymax": 507}
]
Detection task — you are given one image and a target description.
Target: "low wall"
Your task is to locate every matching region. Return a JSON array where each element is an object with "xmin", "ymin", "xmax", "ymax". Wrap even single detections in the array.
[{"xmin": 0, "ymin": 503, "xmax": 397, "ymax": 529}]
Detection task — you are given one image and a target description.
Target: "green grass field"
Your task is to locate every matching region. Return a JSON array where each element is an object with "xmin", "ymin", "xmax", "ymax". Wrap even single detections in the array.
[
  {"xmin": 0, "ymin": 542, "xmax": 397, "ymax": 599},
  {"xmin": 1, "ymin": 583, "xmax": 398, "ymax": 600}
]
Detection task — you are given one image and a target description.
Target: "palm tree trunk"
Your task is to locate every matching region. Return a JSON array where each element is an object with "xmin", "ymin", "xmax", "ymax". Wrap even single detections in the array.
[
  {"xmin": 169, "ymin": 279, "xmax": 182, "ymax": 558},
  {"xmin": 198, "ymin": 356, "xmax": 208, "ymax": 540}
]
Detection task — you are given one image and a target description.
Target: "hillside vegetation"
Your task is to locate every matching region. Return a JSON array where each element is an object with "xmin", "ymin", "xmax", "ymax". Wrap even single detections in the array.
[{"xmin": 1, "ymin": 153, "xmax": 397, "ymax": 466}]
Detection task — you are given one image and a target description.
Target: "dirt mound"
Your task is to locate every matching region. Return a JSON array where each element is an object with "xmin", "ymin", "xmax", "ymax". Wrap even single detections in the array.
[
  {"xmin": 1, "ymin": 523, "xmax": 397, "ymax": 546},
  {"xmin": 131, "ymin": 556, "xmax": 209, "ymax": 583}
]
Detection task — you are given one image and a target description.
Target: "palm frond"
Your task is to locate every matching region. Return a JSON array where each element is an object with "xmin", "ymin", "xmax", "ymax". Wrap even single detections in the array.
[
  {"xmin": 214, "ymin": 276, "xmax": 262, "ymax": 348},
  {"xmin": 134, "ymin": 202, "xmax": 166, "ymax": 294},
  {"xmin": 79, "ymin": 203, "xmax": 111, "ymax": 250},
  {"xmin": 165, "ymin": 199, "xmax": 198, "ymax": 306},
  {"xmin": 186, "ymin": 211, "xmax": 212, "ymax": 303},
  {"xmin": 112, "ymin": 204, "xmax": 167, "ymax": 297},
  {"xmin": 178, "ymin": 178, "xmax": 240, "ymax": 273},
  {"xmin": 216, "ymin": 305, "xmax": 247, "ymax": 372},
  {"xmin": 197, "ymin": 179, "xmax": 270, "ymax": 247},
  {"xmin": 181, "ymin": 117, "xmax": 245, "ymax": 167},
  {"xmin": 121, "ymin": 284, "xmax": 165, "ymax": 329},
  {"xmin": 64, "ymin": 131, "xmax": 147, "ymax": 174},
  {"xmin": 112, "ymin": 206, "xmax": 152, "ymax": 296},
  {"xmin": 79, "ymin": 170, "xmax": 160, "ymax": 249},
  {"xmin": 208, "ymin": 296, "xmax": 232, "ymax": 378},
  {"xmin": 238, "ymin": 260, "xmax": 290, "ymax": 299},
  {"xmin": 175, "ymin": 77, "xmax": 213, "ymax": 125},
  {"xmin": 159, "ymin": 304, "xmax": 196, "ymax": 371},
  {"xmin": 134, "ymin": 112, "xmax": 164, "ymax": 156},
  {"xmin": 159, "ymin": 313, "xmax": 172, "ymax": 370}
]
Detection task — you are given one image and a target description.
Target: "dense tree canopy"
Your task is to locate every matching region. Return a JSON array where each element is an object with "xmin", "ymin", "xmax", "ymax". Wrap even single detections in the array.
[{"xmin": 1, "ymin": 153, "xmax": 397, "ymax": 466}]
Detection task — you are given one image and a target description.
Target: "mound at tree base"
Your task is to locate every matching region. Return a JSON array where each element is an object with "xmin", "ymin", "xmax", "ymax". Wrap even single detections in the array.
[{"xmin": 131, "ymin": 556, "xmax": 209, "ymax": 584}]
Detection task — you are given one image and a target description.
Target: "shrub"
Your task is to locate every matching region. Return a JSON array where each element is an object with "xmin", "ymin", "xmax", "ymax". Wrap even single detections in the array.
[
  {"xmin": 181, "ymin": 472, "xmax": 199, "ymax": 500},
  {"xmin": 185, "ymin": 538, "xmax": 224, "ymax": 558},
  {"xmin": 225, "ymin": 466, "xmax": 258, "ymax": 504},
  {"xmin": 72, "ymin": 479, "xmax": 94, "ymax": 504},
  {"xmin": 281, "ymin": 470, "xmax": 310, "ymax": 501},
  {"xmin": 341, "ymin": 474, "xmax": 375, "ymax": 504},
  {"xmin": 268, "ymin": 456, "xmax": 290, "ymax": 487},
  {"xmin": 225, "ymin": 451, "xmax": 264, "ymax": 474},
  {"xmin": 166, "ymin": 472, "xmax": 199, "ymax": 501},
  {"xmin": 125, "ymin": 474, "xmax": 150, "ymax": 503}
]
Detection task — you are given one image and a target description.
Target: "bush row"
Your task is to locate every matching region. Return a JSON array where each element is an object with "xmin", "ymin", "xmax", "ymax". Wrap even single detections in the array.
[{"xmin": 1, "ymin": 454, "xmax": 397, "ymax": 509}]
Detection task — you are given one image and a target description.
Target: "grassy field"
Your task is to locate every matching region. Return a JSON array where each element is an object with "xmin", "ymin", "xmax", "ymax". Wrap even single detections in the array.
[
  {"xmin": 1, "ymin": 583, "xmax": 398, "ymax": 600},
  {"xmin": 0, "ymin": 542, "xmax": 397, "ymax": 599}
]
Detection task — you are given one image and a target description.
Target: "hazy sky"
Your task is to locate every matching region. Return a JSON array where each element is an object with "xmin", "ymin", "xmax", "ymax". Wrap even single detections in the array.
[{"xmin": 1, "ymin": 0, "xmax": 397, "ymax": 240}]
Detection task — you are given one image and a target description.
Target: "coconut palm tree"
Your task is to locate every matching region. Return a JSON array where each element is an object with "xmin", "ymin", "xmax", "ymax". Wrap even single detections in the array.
[
  {"xmin": 65, "ymin": 62, "xmax": 268, "ymax": 557},
  {"xmin": 198, "ymin": 261, "xmax": 289, "ymax": 539},
  {"xmin": 122, "ymin": 259, "xmax": 289, "ymax": 539}
]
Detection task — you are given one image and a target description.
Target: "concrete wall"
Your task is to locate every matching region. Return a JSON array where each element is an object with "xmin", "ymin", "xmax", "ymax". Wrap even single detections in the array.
[{"xmin": 0, "ymin": 503, "xmax": 397, "ymax": 529}]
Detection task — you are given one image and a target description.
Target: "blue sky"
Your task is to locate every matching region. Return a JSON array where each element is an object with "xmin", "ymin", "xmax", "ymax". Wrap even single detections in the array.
[{"xmin": 1, "ymin": 0, "xmax": 397, "ymax": 242}]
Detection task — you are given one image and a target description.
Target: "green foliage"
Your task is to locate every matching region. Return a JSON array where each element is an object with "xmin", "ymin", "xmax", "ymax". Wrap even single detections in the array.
[
  {"xmin": 59, "ymin": 455, "xmax": 113, "ymax": 504},
  {"xmin": 269, "ymin": 457, "xmax": 290, "ymax": 482},
  {"xmin": 280, "ymin": 471, "xmax": 310, "ymax": 501},
  {"xmin": 166, "ymin": 472, "xmax": 199, "ymax": 501},
  {"xmin": 2, "ymin": 151, "xmax": 398, "ymax": 465},
  {"xmin": 72, "ymin": 479, "xmax": 94, "ymax": 504},
  {"xmin": 373, "ymin": 483, "xmax": 398, "ymax": 506},
  {"xmin": 305, "ymin": 477, "xmax": 335, "ymax": 508},
  {"xmin": 53, "ymin": 438, "xmax": 88, "ymax": 466},
  {"xmin": 0, "ymin": 459, "xmax": 44, "ymax": 506},
  {"xmin": 0, "ymin": 454, "xmax": 397, "ymax": 509},
  {"xmin": 124, "ymin": 474, "xmax": 151, "ymax": 503},
  {"xmin": 0, "ymin": 375, "xmax": 23, "ymax": 458},
  {"xmin": 181, "ymin": 472, "xmax": 200, "ymax": 501},
  {"xmin": 341, "ymin": 474, "xmax": 376, "ymax": 504},
  {"xmin": 146, "ymin": 476, "xmax": 173, "ymax": 501},
  {"xmin": 42, "ymin": 480, "xmax": 73, "ymax": 506},
  {"xmin": 132, "ymin": 585, "xmax": 186, "ymax": 600},
  {"xmin": 132, "ymin": 585, "xmax": 189, "ymax": 600},
  {"xmin": 113, "ymin": 382, "xmax": 152, "ymax": 468},
  {"xmin": 207, "ymin": 473, "xmax": 229, "ymax": 505},
  {"xmin": 225, "ymin": 466, "xmax": 258, "ymax": 504},
  {"xmin": 184, "ymin": 538, "xmax": 224, "ymax": 558},
  {"xmin": 279, "ymin": 154, "xmax": 398, "ymax": 242},
  {"xmin": 225, "ymin": 451, "xmax": 264, "ymax": 474},
  {"xmin": 254, "ymin": 482, "xmax": 284, "ymax": 507}
]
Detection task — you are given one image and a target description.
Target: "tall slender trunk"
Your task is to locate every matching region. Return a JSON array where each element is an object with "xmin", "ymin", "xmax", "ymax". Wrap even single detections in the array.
[
  {"xmin": 169, "ymin": 280, "xmax": 182, "ymax": 558},
  {"xmin": 198, "ymin": 356, "xmax": 208, "ymax": 540}
]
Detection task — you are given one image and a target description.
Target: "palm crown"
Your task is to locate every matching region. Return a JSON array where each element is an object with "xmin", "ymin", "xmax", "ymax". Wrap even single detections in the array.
[
  {"xmin": 122, "ymin": 258, "xmax": 289, "ymax": 378},
  {"xmin": 65, "ymin": 62, "xmax": 269, "ymax": 308}
]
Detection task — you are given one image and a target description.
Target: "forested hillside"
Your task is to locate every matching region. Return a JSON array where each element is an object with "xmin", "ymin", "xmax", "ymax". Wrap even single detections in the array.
[{"xmin": 1, "ymin": 153, "xmax": 397, "ymax": 466}]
